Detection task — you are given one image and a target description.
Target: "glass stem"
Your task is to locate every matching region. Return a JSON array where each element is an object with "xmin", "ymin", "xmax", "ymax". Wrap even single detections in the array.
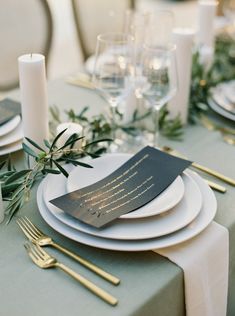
[
  {"xmin": 110, "ymin": 106, "xmax": 117, "ymax": 140},
  {"xmin": 153, "ymin": 107, "xmax": 160, "ymax": 148}
]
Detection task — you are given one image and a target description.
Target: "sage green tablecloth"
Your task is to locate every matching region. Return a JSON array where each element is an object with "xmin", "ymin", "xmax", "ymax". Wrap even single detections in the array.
[{"xmin": 0, "ymin": 79, "xmax": 235, "ymax": 316}]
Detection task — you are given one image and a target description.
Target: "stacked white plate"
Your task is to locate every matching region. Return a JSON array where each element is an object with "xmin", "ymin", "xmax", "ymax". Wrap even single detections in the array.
[
  {"xmin": 208, "ymin": 81, "xmax": 235, "ymax": 121},
  {"xmin": 0, "ymin": 115, "xmax": 23, "ymax": 155},
  {"xmin": 37, "ymin": 153, "xmax": 217, "ymax": 251}
]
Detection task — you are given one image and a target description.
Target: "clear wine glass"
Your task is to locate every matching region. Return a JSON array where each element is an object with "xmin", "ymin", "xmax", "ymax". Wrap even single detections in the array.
[
  {"xmin": 92, "ymin": 32, "xmax": 133, "ymax": 147},
  {"xmin": 125, "ymin": 11, "xmax": 151, "ymax": 99},
  {"xmin": 134, "ymin": 10, "xmax": 174, "ymax": 99},
  {"xmin": 138, "ymin": 44, "xmax": 178, "ymax": 147}
]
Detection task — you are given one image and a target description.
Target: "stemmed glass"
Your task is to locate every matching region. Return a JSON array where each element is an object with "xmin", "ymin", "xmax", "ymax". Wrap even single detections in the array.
[
  {"xmin": 134, "ymin": 10, "xmax": 174, "ymax": 100},
  {"xmin": 126, "ymin": 11, "xmax": 151, "ymax": 99},
  {"xmin": 138, "ymin": 44, "xmax": 178, "ymax": 147},
  {"xmin": 92, "ymin": 33, "xmax": 133, "ymax": 148}
]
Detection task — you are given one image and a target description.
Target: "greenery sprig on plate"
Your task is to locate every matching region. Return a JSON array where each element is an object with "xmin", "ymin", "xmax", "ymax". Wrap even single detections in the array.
[{"xmin": 1, "ymin": 130, "xmax": 111, "ymax": 223}]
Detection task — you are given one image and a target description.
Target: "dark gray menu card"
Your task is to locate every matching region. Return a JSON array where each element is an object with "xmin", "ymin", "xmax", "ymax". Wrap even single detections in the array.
[
  {"xmin": 50, "ymin": 146, "xmax": 192, "ymax": 228},
  {"xmin": 0, "ymin": 98, "xmax": 21, "ymax": 126}
]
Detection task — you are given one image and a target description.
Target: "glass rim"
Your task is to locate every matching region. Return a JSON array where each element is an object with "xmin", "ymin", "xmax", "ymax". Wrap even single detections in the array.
[
  {"xmin": 97, "ymin": 32, "xmax": 133, "ymax": 44},
  {"xmin": 143, "ymin": 43, "xmax": 176, "ymax": 53},
  {"xmin": 148, "ymin": 9, "xmax": 175, "ymax": 25},
  {"xmin": 149, "ymin": 9, "xmax": 174, "ymax": 17}
]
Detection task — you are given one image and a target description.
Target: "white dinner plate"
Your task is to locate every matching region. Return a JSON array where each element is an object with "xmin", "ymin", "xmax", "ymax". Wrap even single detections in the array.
[
  {"xmin": 37, "ymin": 170, "xmax": 217, "ymax": 251},
  {"xmin": 67, "ymin": 154, "xmax": 185, "ymax": 219},
  {"xmin": 0, "ymin": 140, "xmax": 22, "ymax": 156},
  {"xmin": 43, "ymin": 167, "xmax": 202, "ymax": 240},
  {"xmin": 0, "ymin": 121, "xmax": 23, "ymax": 147},
  {"xmin": 208, "ymin": 98, "xmax": 235, "ymax": 122},
  {"xmin": 0, "ymin": 115, "xmax": 21, "ymax": 137}
]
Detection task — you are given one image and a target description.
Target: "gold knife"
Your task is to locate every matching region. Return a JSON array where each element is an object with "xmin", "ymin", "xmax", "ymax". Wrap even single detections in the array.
[
  {"xmin": 162, "ymin": 146, "xmax": 235, "ymax": 187},
  {"xmin": 192, "ymin": 161, "xmax": 235, "ymax": 186}
]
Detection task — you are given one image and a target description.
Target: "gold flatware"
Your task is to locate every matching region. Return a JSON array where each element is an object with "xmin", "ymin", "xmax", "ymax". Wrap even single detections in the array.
[
  {"xmin": 69, "ymin": 72, "xmax": 91, "ymax": 81},
  {"xmin": 66, "ymin": 73, "xmax": 95, "ymax": 90},
  {"xmin": 66, "ymin": 78, "xmax": 95, "ymax": 90},
  {"xmin": 17, "ymin": 217, "xmax": 120, "ymax": 285},
  {"xmin": 200, "ymin": 114, "xmax": 235, "ymax": 136},
  {"xmin": 162, "ymin": 146, "xmax": 235, "ymax": 187},
  {"xmin": 204, "ymin": 179, "xmax": 226, "ymax": 193},
  {"xmin": 24, "ymin": 243, "xmax": 118, "ymax": 306},
  {"xmin": 191, "ymin": 162, "xmax": 234, "ymax": 186},
  {"xmin": 223, "ymin": 135, "xmax": 235, "ymax": 146}
]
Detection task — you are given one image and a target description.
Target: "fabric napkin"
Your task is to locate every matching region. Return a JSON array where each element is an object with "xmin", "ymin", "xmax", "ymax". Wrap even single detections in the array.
[{"xmin": 153, "ymin": 222, "xmax": 229, "ymax": 316}]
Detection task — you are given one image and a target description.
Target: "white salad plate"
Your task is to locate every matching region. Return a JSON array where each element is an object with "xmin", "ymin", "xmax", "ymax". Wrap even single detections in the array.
[
  {"xmin": 37, "ymin": 170, "xmax": 217, "ymax": 251},
  {"xmin": 67, "ymin": 154, "xmax": 185, "ymax": 219}
]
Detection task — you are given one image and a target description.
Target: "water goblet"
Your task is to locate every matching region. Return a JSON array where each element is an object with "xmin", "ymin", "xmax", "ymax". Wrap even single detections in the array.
[
  {"xmin": 92, "ymin": 32, "xmax": 133, "ymax": 150},
  {"xmin": 138, "ymin": 44, "xmax": 178, "ymax": 147}
]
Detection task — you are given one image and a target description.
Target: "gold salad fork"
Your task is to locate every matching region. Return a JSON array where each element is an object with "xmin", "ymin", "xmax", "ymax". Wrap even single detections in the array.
[
  {"xmin": 24, "ymin": 243, "xmax": 118, "ymax": 306},
  {"xmin": 17, "ymin": 217, "xmax": 120, "ymax": 285}
]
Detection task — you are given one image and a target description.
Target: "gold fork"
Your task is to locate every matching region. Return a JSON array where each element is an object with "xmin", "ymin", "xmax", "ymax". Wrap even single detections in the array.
[
  {"xmin": 24, "ymin": 242, "xmax": 118, "ymax": 306},
  {"xmin": 17, "ymin": 217, "xmax": 120, "ymax": 285}
]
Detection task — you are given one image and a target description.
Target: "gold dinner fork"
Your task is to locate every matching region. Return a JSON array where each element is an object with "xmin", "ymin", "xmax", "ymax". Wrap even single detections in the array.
[
  {"xmin": 24, "ymin": 243, "xmax": 118, "ymax": 306},
  {"xmin": 17, "ymin": 217, "xmax": 120, "ymax": 285}
]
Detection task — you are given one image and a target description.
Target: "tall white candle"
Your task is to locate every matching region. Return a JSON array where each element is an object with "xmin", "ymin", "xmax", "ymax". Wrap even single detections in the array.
[
  {"xmin": 0, "ymin": 183, "xmax": 4, "ymax": 223},
  {"xmin": 168, "ymin": 28, "xmax": 195, "ymax": 124},
  {"xmin": 18, "ymin": 54, "xmax": 49, "ymax": 149},
  {"xmin": 197, "ymin": 0, "xmax": 218, "ymax": 49}
]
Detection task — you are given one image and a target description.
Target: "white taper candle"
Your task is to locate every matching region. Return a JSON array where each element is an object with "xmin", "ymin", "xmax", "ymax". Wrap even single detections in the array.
[
  {"xmin": 18, "ymin": 54, "xmax": 49, "ymax": 150},
  {"xmin": 197, "ymin": 0, "xmax": 218, "ymax": 49},
  {"xmin": 168, "ymin": 28, "xmax": 195, "ymax": 124}
]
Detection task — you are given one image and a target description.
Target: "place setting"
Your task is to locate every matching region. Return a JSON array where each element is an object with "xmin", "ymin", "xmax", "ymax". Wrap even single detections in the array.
[
  {"xmin": 208, "ymin": 81, "xmax": 235, "ymax": 121},
  {"xmin": 34, "ymin": 145, "xmax": 216, "ymax": 252},
  {"xmin": 0, "ymin": 98, "xmax": 23, "ymax": 155},
  {"xmin": 205, "ymin": 0, "xmax": 235, "ymax": 125}
]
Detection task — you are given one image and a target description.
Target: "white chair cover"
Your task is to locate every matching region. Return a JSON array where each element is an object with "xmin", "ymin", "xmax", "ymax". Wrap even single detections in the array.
[{"xmin": 0, "ymin": 0, "xmax": 52, "ymax": 91}]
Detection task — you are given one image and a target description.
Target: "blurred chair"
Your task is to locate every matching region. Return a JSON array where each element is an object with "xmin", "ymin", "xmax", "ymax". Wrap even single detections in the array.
[
  {"xmin": 72, "ymin": 0, "xmax": 135, "ymax": 61},
  {"xmin": 217, "ymin": 0, "xmax": 224, "ymax": 16},
  {"xmin": 0, "ymin": 0, "xmax": 53, "ymax": 91}
]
